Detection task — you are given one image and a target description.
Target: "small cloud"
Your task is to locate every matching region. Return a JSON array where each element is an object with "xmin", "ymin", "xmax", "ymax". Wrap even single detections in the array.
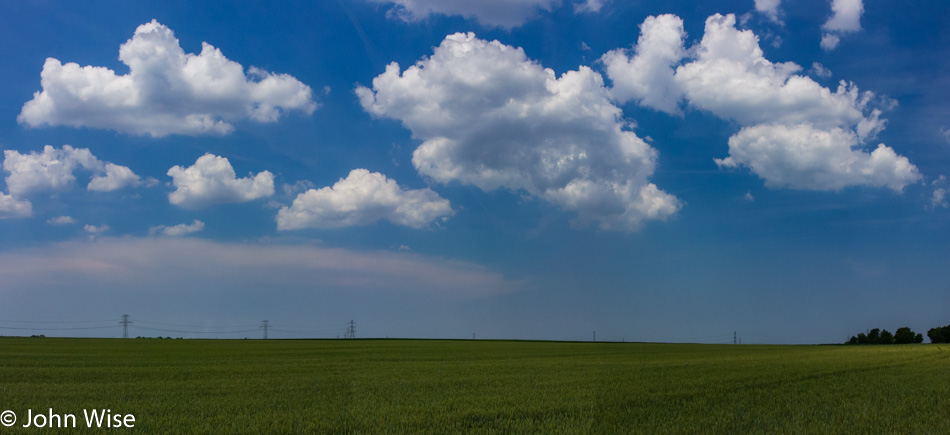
[
  {"xmin": 47, "ymin": 215, "xmax": 76, "ymax": 225},
  {"xmin": 821, "ymin": 0, "xmax": 863, "ymax": 50},
  {"xmin": 282, "ymin": 179, "xmax": 315, "ymax": 195},
  {"xmin": 753, "ymin": 0, "xmax": 783, "ymax": 24},
  {"xmin": 810, "ymin": 62, "xmax": 832, "ymax": 78},
  {"xmin": 771, "ymin": 35, "xmax": 783, "ymax": 48},
  {"xmin": 744, "ymin": 191, "xmax": 755, "ymax": 202},
  {"xmin": 932, "ymin": 188, "xmax": 948, "ymax": 209},
  {"xmin": 930, "ymin": 175, "xmax": 949, "ymax": 210},
  {"xmin": 277, "ymin": 169, "xmax": 454, "ymax": 230},
  {"xmin": 0, "ymin": 192, "xmax": 33, "ymax": 219},
  {"xmin": 149, "ymin": 219, "xmax": 205, "ymax": 237},
  {"xmin": 3, "ymin": 145, "xmax": 142, "ymax": 196},
  {"xmin": 84, "ymin": 224, "xmax": 110, "ymax": 240},
  {"xmin": 167, "ymin": 153, "xmax": 274, "ymax": 209},
  {"xmin": 574, "ymin": 0, "xmax": 605, "ymax": 14},
  {"xmin": 580, "ymin": 41, "xmax": 591, "ymax": 51},
  {"xmin": 940, "ymin": 126, "xmax": 950, "ymax": 145},
  {"xmin": 820, "ymin": 33, "xmax": 841, "ymax": 51},
  {"xmin": 367, "ymin": 0, "xmax": 558, "ymax": 29}
]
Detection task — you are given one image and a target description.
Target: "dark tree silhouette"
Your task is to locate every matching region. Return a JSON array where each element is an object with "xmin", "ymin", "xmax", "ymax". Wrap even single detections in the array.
[
  {"xmin": 846, "ymin": 326, "xmax": 923, "ymax": 345},
  {"xmin": 894, "ymin": 327, "xmax": 918, "ymax": 344},
  {"xmin": 928, "ymin": 324, "xmax": 950, "ymax": 343},
  {"xmin": 879, "ymin": 329, "xmax": 894, "ymax": 344}
]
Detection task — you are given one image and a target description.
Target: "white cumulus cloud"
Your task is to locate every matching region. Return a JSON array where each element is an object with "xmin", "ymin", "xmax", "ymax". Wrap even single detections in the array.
[
  {"xmin": 3, "ymin": 145, "xmax": 142, "ymax": 197},
  {"xmin": 167, "ymin": 153, "xmax": 274, "ymax": 209},
  {"xmin": 601, "ymin": 14, "xmax": 686, "ymax": 114},
  {"xmin": 716, "ymin": 124, "xmax": 920, "ymax": 192},
  {"xmin": 18, "ymin": 20, "xmax": 316, "ymax": 137},
  {"xmin": 358, "ymin": 32, "xmax": 680, "ymax": 231},
  {"xmin": 149, "ymin": 219, "xmax": 205, "ymax": 236},
  {"xmin": 367, "ymin": 0, "xmax": 558, "ymax": 28},
  {"xmin": 603, "ymin": 13, "xmax": 919, "ymax": 193},
  {"xmin": 277, "ymin": 169, "xmax": 453, "ymax": 230},
  {"xmin": 821, "ymin": 0, "xmax": 863, "ymax": 51},
  {"xmin": 823, "ymin": 0, "xmax": 863, "ymax": 32},
  {"xmin": 0, "ymin": 192, "xmax": 33, "ymax": 219}
]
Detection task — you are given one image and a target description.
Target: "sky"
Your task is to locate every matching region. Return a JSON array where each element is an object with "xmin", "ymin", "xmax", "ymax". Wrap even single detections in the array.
[{"xmin": 1, "ymin": 0, "xmax": 949, "ymax": 343}]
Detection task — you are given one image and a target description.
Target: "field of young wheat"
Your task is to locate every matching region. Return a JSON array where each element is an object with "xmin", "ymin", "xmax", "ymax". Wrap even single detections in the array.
[{"xmin": 0, "ymin": 338, "xmax": 947, "ymax": 432}]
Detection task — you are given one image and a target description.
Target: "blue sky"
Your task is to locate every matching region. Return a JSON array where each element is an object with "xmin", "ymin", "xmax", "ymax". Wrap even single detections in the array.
[{"xmin": 1, "ymin": 0, "xmax": 949, "ymax": 343}]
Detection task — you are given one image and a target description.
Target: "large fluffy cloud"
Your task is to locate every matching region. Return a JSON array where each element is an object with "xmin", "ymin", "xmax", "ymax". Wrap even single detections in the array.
[
  {"xmin": 167, "ymin": 154, "xmax": 274, "ymax": 208},
  {"xmin": 18, "ymin": 20, "xmax": 316, "ymax": 137},
  {"xmin": 277, "ymin": 169, "xmax": 453, "ymax": 230},
  {"xmin": 366, "ymin": 0, "xmax": 559, "ymax": 29},
  {"xmin": 603, "ymin": 13, "xmax": 920, "ymax": 192},
  {"xmin": 357, "ymin": 32, "xmax": 679, "ymax": 230},
  {"xmin": 3, "ymin": 145, "xmax": 142, "ymax": 196}
]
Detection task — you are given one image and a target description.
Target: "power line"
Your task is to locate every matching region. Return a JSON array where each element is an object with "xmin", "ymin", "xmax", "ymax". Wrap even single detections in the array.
[
  {"xmin": 135, "ymin": 326, "xmax": 260, "ymax": 335},
  {"xmin": 0, "ymin": 325, "xmax": 116, "ymax": 331},
  {"xmin": 134, "ymin": 319, "xmax": 260, "ymax": 328},
  {"xmin": 260, "ymin": 320, "xmax": 269, "ymax": 340},
  {"xmin": 0, "ymin": 319, "xmax": 115, "ymax": 324}
]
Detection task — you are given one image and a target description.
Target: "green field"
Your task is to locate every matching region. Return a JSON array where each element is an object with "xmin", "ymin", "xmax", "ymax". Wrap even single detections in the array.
[{"xmin": 0, "ymin": 338, "xmax": 948, "ymax": 433}]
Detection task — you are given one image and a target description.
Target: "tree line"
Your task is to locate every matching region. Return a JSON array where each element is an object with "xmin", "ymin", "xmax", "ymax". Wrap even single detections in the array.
[{"xmin": 846, "ymin": 323, "xmax": 950, "ymax": 344}]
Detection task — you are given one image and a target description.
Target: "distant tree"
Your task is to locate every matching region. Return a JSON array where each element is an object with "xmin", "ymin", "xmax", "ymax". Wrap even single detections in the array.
[
  {"xmin": 857, "ymin": 332, "xmax": 868, "ymax": 344},
  {"xmin": 867, "ymin": 329, "xmax": 880, "ymax": 343},
  {"xmin": 879, "ymin": 329, "xmax": 894, "ymax": 344},
  {"xmin": 928, "ymin": 324, "xmax": 950, "ymax": 343},
  {"xmin": 894, "ymin": 327, "xmax": 918, "ymax": 344},
  {"xmin": 915, "ymin": 333, "xmax": 924, "ymax": 343},
  {"xmin": 847, "ymin": 336, "xmax": 858, "ymax": 344}
]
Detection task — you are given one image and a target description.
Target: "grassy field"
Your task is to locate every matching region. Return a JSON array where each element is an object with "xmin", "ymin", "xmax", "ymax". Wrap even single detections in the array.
[{"xmin": 0, "ymin": 338, "xmax": 948, "ymax": 433}]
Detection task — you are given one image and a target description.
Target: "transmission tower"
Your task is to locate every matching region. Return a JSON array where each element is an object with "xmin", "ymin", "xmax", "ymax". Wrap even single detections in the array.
[
  {"xmin": 260, "ymin": 320, "xmax": 269, "ymax": 340},
  {"xmin": 119, "ymin": 314, "xmax": 132, "ymax": 338},
  {"xmin": 346, "ymin": 320, "xmax": 356, "ymax": 339},
  {"xmin": 593, "ymin": 331, "xmax": 596, "ymax": 342},
  {"xmin": 734, "ymin": 331, "xmax": 737, "ymax": 345}
]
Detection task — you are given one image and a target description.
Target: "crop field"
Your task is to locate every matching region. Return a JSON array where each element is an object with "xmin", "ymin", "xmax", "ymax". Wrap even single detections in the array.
[{"xmin": 0, "ymin": 338, "xmax": 948, "ymax": 433}]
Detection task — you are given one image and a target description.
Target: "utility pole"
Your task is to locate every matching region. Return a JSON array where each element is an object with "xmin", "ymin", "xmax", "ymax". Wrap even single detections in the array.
[
  {"xmin": 734, "ymin": 331, "xmax": 737, "ymax": 345},
  {"xmin": 260, "ymin": 320, "xmax": 269, "ymax": 340},
  {"xmin": 346, "ymin": 320, "xmax": 356, "ymax": 339},
  {"xmin": 120, "ymin": 314, "xmax": 132, "ymax": 338}
]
